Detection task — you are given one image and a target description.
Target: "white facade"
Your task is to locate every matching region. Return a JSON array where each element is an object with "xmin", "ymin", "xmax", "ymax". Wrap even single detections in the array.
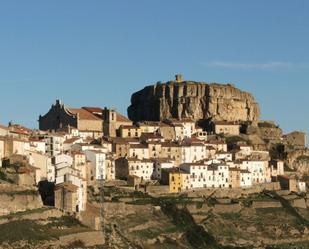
[
  {"xmin": 180, "ymin": 163, "xmax": 229, "ymax": 189},
  {"xmin": 85, "ymin": 150, "xmax": 106, "ymax": 180},
  {"xmin": 29, "ymin": 139, "xmax": 46, "ymax": 154},
  {"xmin": 12, "ymin": 139, "xmax": 30, "ymax": 156},
  {"xmin": 240, "ymin": 170, "xmax": 252, "ymax": 187},
  {"xmin": 240, "ymin": 160, "xmax": 270, "ymax": 184},
  {"xmin": 181, "ymin": 143, "xmax": 206, "ymax": 163},
  {"xmin": 45, "ymin": 135, "xmax": 65, "ymax": 156},
  {"xmin": 128, "ymin": 159, "xmax": 153, "ymax": 181}
]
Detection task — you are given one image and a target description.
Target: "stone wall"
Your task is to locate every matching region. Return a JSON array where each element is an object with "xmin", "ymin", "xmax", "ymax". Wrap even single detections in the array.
[
  {"xmin": 59, "ymin": 231, "xmax": 105, "ymax": 247},
  {"xmin": 78, "ymin": 119, "xmax": 103, "ymax": 133},
  {"xmin": 0, "ymin": 193, "xmax": 43, "ymax": 216},
  {"xmin": 252, "ymin": 201, "xmax": 282, "ymax": 209},
  {"xmin": 186, "ymin": 182, "xmax": 280, "ymax": 199}
]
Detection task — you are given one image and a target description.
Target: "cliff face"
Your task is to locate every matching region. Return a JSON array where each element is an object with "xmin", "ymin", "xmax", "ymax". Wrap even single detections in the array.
[{"xmin": 127, "ymin": 81, "xmax": 260, "ymax": 123}]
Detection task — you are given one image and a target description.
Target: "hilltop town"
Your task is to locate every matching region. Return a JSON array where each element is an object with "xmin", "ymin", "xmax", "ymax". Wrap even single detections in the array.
[{"xmin": 0, "ymin": 76, "xmax": 309, "ymax": 249}]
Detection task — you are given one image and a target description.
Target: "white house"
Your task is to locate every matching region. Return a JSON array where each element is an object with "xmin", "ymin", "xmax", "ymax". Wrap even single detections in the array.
[
  {"xmin": 127, "ymin": 158, "xmax": 154, "ymax": 181},
  {"xmin": 29, "ymin": 138, "xmax": 46, "ymax": 154},
  {"xmin": 85, "ymin": 150, "xmax": 106, "ymax": 180},
  {"xmin": 240, "ymin": 160, "xmax": 270, "ymax": 184},
  {"xmin": 45, "ymin": 134, "xmax": 65, "ymax": 156},
  {"xmin": 240, "ymin": 169, "xmax": 252, "ymax": 188}
]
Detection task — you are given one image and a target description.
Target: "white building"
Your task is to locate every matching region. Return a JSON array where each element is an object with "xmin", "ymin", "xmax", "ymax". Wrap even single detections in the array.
[
  {"xmin": 85, "ymin": 150, "xmax": 106, "ymax": 180},
  {"xmin": 45, "ymin": 134, "xmax": 65, "ymax": 156},
  {"xmin": 127, "ymin": 158, "xmax": 154, "ymax": 181},
  {"xmin": 29, "ymin": 138, "xmax": 46, "ymax": 154},
  {"xmin": 239, "ymin": 160, "xmax": 270, "ymax": 184},
  {"xmin": 181, "ymin": 142, "xmax": 206, "ymax": 163},
  {"xmin": 240, "ymin": 169, "xmax": 252, "ymax": 188}
]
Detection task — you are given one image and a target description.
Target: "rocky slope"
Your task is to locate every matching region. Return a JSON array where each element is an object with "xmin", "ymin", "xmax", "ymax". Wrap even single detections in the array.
[{"xmin": 128, "ymin": 80, "xmax": 260, "ymax": 123}]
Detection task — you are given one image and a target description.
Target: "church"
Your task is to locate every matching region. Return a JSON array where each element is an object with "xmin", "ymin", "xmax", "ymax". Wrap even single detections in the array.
[{"xmin": 39, "ymin": 100, "xmax": 132, "ymax": 137}]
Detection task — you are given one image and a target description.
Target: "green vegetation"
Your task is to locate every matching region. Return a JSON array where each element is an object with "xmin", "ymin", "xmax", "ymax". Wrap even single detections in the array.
[
  {"xmin": 0, "ymin": 220, "xmax": 54, "ymax": 243},
  {"xmin": 266, "ymin": 191, "xmax": 309, "ymax": 226},
  {"xmin": 154, "ymin": 197, "xmax": 221, "ymax": 249},
  {"xmin": 0, "ymin": 216, "xmax": 90, "ymax": 243},
  {"xmin": 1, "ymin": 207, "xmax": 52, "ymax": 220},
  {"xmin": 47, "ymin": 215, "xmax": 85, "ymax": 228}
]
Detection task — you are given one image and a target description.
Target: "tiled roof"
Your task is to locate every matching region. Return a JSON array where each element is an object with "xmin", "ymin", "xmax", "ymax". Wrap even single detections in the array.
[
  {"xmin": 82, "ymin": 107, "xmax": 103, "ymax": 113},
  {"xmin": 68, "ymin": 108, "xmax": 102, "ymax": 121},
  {"xmin": 64, "ymin": 137, "xmax": 81, "ymax": 144},
  {"xmin": 130, "ymin": 143, "xmax": 148, "ymax": 149},
  {"xmin": 116, "ymin": 113, "xmax": 132, "ymax": 122}
]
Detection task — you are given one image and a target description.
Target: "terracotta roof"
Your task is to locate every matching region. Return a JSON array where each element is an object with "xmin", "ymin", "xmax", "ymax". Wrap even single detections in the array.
[
  {"xmin": 138, "ymin": 121, "xmax": 162, "ymax": 126},
  {"xmin": 141, "ymin": 133, "xmax": 163, "ymax": 139},
  {"xmin": 64, "ymin": 137, "xmax": 81, "ymax": 144},
  {"xmin": 127, "ymin": 157, "xmax": 153, "ymax": 163},
  {"xmin": 150, "ymin": 157, "xmax": 174, "ymax": 163},
  {"xmin": 161, "ymin": 142, "xmax": 181, "ymax": 148},
  {"xmin": 82, "ymin": 107, "xmax": 103, "ymax": 113},
  {"xmin": 9, "ymin": 125, "xmax": 32, "ymax": 135},
  {"xmin": 161, "ymin": 167, "xmax": 189, "ymax": 174},
  {"xmin": 68, "ymin": 108, "xmax": 102, "ymax": 120},
  {"xmin": 130, "ymin": 143, "xmax": 148, "ymax": 149},
  {"xmin": 117, "ymin": 113, "xmax": 131, "ymax": 122},
  {"xmin": 120, "ymin": 125, "xmax": 139, "ymax": 129}
]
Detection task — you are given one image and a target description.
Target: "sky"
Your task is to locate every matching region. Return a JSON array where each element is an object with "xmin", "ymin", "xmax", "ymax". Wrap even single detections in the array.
[{"xmin": 0, "ymin": 0, "xmax": 308, "ymax": 138}]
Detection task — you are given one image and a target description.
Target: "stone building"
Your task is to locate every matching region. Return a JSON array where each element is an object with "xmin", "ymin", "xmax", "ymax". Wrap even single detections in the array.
[
  {"xmin": 55, "ymin": 182, "xmax": 78, "ymax": 213},
  {"xmin": 39, "ymin": 100, "xmax": 132, "ymax": 137},
  {"xmin": 210, "ymin": 121, "xmax": 240, "ymax": 136},
  {"xmin": 102, "ymin": 108, "xmax": 133, "ymax": 137},
  {"xmin": 39, "ymin": 100, "xmax": 102, "ymax": 133}
]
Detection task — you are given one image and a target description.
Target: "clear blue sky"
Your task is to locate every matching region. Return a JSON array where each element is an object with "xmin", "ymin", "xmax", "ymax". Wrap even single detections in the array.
[{"xmin": 0, "ymin": 0, "xmax": 308, "ymax": 138}]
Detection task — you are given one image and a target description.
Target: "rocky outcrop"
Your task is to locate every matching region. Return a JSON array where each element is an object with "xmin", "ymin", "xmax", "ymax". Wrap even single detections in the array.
[{"xmin": 128, "ymin": 80, "xmax": 260, "ymax": 123}]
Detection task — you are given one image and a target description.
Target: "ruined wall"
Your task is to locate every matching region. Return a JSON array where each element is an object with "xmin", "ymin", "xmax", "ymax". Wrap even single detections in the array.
[{"xmin": 0, "ymin": 193, "xmax": 43, "ymax": 216}]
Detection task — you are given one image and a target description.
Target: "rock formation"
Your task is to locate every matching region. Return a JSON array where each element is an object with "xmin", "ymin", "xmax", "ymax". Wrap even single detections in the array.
[{"xmin": 128, "ymin": 77, "xmax": 260, "ymax": 124}]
